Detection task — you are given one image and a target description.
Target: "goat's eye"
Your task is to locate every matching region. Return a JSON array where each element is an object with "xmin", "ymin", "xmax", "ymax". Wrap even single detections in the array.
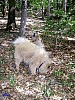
[{"xmin": 48, "ymin": 65, "xmax": 50, "ymax": 68}]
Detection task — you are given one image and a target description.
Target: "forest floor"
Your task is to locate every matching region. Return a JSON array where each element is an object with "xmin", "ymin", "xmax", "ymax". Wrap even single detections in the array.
[{"xmin": 0, "ymin": 16, "xmax": 75, "ymax": 100}]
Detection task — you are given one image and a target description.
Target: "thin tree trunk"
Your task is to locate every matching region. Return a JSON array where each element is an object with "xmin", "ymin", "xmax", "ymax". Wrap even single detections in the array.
[
  {"xmin": 42, "ymin": 5, "xmax": 44, "ymax": 20},
  {"xmin": 53, "ymin": 0, "xmax": 55, "ymax": 10},
  {"xmin": 64, "ymin": 0, "xmax": 67, "ymax": 14},
  {"xmin": 2, "ymin": 0, "xmax": 5, "ymax": 17},
  {"xmin": 19, "ymin": 0, "xmax": 27, "ymax": 36},
  {"xmin": 48, "ymin": 0, "xmax": 50, "ymax": 17}
]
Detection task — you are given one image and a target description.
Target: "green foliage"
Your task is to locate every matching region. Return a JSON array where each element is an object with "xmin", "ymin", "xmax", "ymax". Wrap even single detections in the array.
[
  {"xmin": 33, "ymin": 0, "xmax": 48, "ymax": 8},
  {"xmin": 63, "ymin": 20, "xmax": 75, "ymax": 37},
  {"xmin": 8, "ymin": 75, "xmax": 16, "ymax": 87},
  {"xmin": 68, "ymin": 6, "xmax": 75, "ymax": 18},
  {"xmin": 45, "ymin": 13, "xmax": 75, "ymax": 37},
  {"xmin": 54, "ymin": 10, "xmax": 64, "ymax": 17},
  {"xmin": 42, "ymin": 83, "xmax": 53, "ymax": 97},
  {"xmin": 16, "ymin": 0, "xmax": 22, "ymax": 11},
  {"xmin": 52, "ymin": 70, "xmax": 64, "ymax": 78},
  {"xmin": 30, "ymin": 0, "xmax": 48, "ymax": 10},
  {"xmin": 9, "ymin": 0, "xmax": 15, "ymax": 7}
]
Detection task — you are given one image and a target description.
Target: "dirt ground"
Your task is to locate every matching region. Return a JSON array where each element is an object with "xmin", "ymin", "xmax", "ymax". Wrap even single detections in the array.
[{"xmin": 0, "ymin": 16, "xmax": 75, "ymax": 100}]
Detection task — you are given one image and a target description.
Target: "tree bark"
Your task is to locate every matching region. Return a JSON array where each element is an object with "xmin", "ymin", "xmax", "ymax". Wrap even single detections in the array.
[
  {"xmin": 42, "ymin": 5, "xmax": 44, "ymax": 20},
  {"xmin": 53, "ymin": 0, "xmax": 55, "ymax": 10},
  {"xmin": 64, "ymin": 0, "xmax": 67, "ymax": 14},
  {"xmin": 19, "ymin": 0, "xmax": 27, "ymax": 36},
  {"xmin": 6, "ymin": 0, "xmax": 15, "ymax": 31},
  {"xmin": 2, "ymin": 0, "xmax": 5, "ymax": 17},
  {"xmin": 48, "ymin": 0, "xmax": 50, "ymax": 17}
]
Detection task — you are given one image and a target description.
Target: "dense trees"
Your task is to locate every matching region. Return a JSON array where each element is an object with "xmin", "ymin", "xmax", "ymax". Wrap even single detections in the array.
[
  {"xmin": 0, "ymin": 0, "xmax": 75, "ymax": 36},
  {"xmin": 0, "ymin": 1, "xmax": 75, "ymax": 99},
  {"xmin": 0, "ymin": 0, "xmax": 75, "ymax": 20}
]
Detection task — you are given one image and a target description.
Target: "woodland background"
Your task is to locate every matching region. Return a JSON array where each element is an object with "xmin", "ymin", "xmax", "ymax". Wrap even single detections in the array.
[{"xmin": 0, "ymin": 0, "xmax": 75, "ymax": 100}]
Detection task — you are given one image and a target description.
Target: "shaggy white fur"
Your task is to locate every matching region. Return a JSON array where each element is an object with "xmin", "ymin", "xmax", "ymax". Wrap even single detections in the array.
[{"xmin": 13, "ymin": 37, "xmax": 50, "ymax": 74}]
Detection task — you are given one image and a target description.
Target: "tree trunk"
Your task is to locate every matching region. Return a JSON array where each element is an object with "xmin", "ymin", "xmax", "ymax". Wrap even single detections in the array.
[
  {"xmin": 64, "ymin": 0, "xmax": 67, "ymax": 14},
  {"xmin": 6, "ymin": 0, "xmax": 15, "ymax": 31},
  {"xmin": 2, "ymin": 0, "xmax": 5, "ymax": 17},
  {"xmin": 48, "ymin": 0, "xmax": 50, "ymax": 17},
  {"xmin": 53, "ymin": 0, "xmax": 55, "ymax": 10},
  {"xmin": 42, "ymin": 5, "xmax": 44, "ymax": 20},
  {"xmin": 19, "ymin": 0, "xmax": 27, "ymax": 36}
]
